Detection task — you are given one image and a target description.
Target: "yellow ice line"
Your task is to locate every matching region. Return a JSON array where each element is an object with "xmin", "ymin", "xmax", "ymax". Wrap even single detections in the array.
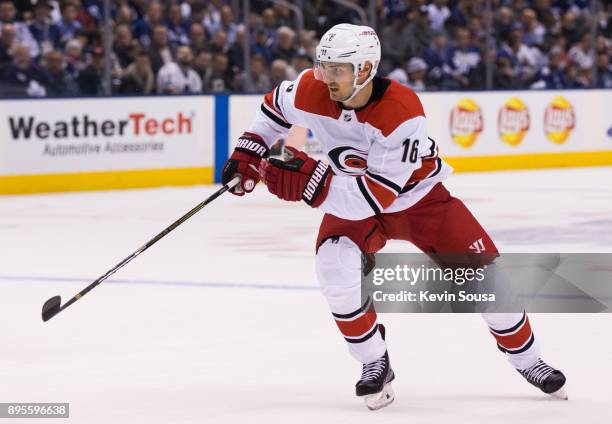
[
  {"xmin": 444, "ymin": 151, "xmax": 612, "ymax": 172},
  {"xmin": 0, "ymin": 167, "xmax": 213, "ymax": 195}
]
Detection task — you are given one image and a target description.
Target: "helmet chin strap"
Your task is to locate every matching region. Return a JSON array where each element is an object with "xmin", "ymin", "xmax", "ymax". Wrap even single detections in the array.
[{"xmin": 340, "ymin": 67, "xmax": 376, "ymax": 103}]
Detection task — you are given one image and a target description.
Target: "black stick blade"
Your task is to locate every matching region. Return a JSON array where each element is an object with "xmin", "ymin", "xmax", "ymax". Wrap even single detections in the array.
[{"xmin": 42, "ymin": 296, "xmax": 62, "ymax": 322}]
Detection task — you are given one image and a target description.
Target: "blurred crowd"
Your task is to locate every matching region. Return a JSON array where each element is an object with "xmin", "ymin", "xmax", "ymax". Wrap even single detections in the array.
[{"xmin": 0, "ymin": 0, "xmax": 610, "ymax": 98}]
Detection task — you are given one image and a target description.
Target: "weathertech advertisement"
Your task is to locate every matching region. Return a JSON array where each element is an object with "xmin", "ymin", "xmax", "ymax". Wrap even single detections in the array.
[{"xmin": 0, "ymin": 96, "xmax": 213, "ymax": 175}]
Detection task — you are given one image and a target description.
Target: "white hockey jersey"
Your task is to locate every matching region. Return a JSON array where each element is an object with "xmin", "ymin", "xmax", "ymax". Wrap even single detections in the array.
[{"xmin": 248, "ymin": 69, "xmax": 453, "ymax": 221}]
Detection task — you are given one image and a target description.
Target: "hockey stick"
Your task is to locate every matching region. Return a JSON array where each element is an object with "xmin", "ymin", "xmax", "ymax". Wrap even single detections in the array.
[{"xmin": 41, "ymin": 176, "xmax": 241, "ymax": 322}]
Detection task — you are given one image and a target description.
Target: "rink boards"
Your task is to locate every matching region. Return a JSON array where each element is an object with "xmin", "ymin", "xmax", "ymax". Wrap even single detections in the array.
[
  {"xmin": 1, "ymin": 89, "xmax": 611, "ymax": 194},
  {"xmin": 0, "ymin": 96, "xmax": 216, "ymax": 194}
]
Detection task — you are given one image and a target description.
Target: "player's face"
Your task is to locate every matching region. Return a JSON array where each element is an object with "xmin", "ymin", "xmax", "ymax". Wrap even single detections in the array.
[{"xmin": 314, "ymin": 61, "xmax": 356, "ymax": 101}]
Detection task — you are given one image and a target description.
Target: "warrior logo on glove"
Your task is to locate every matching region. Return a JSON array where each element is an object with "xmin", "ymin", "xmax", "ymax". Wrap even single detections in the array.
[
  {"xmin": 260, "ymin": 146, "xmax": 333, "ymax": 208},
  {"xmin": 221, "ymin": 132, "xmax": 269, "ymax": 195}
]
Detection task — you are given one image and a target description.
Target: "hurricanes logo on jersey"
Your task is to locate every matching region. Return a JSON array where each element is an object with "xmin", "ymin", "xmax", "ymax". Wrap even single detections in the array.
[{"xmin": 328, "ymin": 146, "xmax": 368, "ymax": 175}]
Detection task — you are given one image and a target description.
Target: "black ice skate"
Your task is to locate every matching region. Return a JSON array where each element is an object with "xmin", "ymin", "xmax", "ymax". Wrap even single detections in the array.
[
  {"xmin": 355, "ymin": 324, "xmax": 395, "ymax": 410},
  {"xmin": 518, "ymin": 358, "xmax": 568, "ymax": 400}
]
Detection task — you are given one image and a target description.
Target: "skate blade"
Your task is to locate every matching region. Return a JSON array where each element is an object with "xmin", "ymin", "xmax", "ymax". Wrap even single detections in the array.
[
  {"xmin": 364, "ymin": 383, "xmax": 395, "ymax": 411},
  {"xmin": 549, "ymin": 386, "xmax": 568, "ymax": 400}
]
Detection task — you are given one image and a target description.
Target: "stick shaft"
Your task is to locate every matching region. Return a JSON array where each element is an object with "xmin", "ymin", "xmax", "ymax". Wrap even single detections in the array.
[{"xmin": 55, "ymin": 177, "xmax": 240, "ymax": 315}]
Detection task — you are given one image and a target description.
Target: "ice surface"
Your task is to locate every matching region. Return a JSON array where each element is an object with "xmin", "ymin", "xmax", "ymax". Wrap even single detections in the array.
[{"xmin": 1, "ymin": 167, "xmax": 611, "ymax": 423}]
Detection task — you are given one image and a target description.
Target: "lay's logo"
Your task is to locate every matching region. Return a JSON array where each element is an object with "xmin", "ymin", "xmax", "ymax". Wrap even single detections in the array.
[
  {"xmin": 498, "ymin": 97, "xmax": 530, "ymax": 146},
  {"xmin": 450, "ymin": 99, "xmax": 483, "ymax": 148},
  {"xmin": 544, "ymin": 96, "xmax": 575, "ymax": 144}
]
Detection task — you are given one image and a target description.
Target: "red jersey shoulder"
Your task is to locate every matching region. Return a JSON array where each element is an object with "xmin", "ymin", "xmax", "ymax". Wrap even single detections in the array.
[
  {"xmin": 357, "ymin": 79, "xmax": 425, "ymax": 137},
  {"xmin": 294, "ymin": 70, "xmax": 342, "ymax": 119}
]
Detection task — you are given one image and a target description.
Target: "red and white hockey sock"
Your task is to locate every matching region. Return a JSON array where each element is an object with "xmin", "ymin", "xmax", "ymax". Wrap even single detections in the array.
[
  {"xmin": 484, "ymin": 311, "xmax": 541, "ymax": 370},
  {"xmin": 332, "ymin": 297, "xmax": 386, "ymax": 364}
]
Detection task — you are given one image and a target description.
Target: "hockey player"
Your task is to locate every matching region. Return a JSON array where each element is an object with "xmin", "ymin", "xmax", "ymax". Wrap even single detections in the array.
[{"xmin": 221, "ymin": 23, "xmax": 567, "ymax": 410}]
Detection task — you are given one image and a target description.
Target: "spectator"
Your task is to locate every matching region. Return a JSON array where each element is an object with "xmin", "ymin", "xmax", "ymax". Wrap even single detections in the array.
[
  {"xmin": 500, "ymin": 28, "xmax": 540, "ymax": 86},
  {"xmin": 428, "ymin": 0, "xmax": 450, "ymax": 32},
  {"xmin": 494, "ymin": 7, "xmax": 515, "ymax": 45},
  {"xmin": 133, "ymin": 0, "xmax": 164, "ymax": 48},
  {"xmin": 189, "ymin": 22, "xmax": 208, "ymax": 53},
  {"xmin": 563, "ymin": 61, "xmax": 582, "ymax": 88},
  {"xmin": 218, "ymin": 5, "xmax": 238, "ymax": 46},
  {"xmin": 270, "ymin": 26, "xmax": 296, "ymax": 63},
  {"xmin": 28, "ymin": 0, "xmax": 60, "ymax": 55},
  {"xmin": 0, "ymin": 43, "xmax": 47, "ymax": 96},
  {"xmin": 114, "ymin": 4, "xmax": 133, "ymax": 27},
  {"xmin": 509, "ymin": 0, "xmax": 529, "ymax": 18},
  {"xmin": 447, "ymin": 27, "xmax": 480, "ymax": 88},
  {"xmin": 568, "ymin": 32, "xmax": 594, "ymax": 70},
  {"xmin": 405, "ymin": 6, "xmax": 434, "ymax": 58},
  {"xmin": 406, "ymin": 57, "xmax": 428, "ymax": 91},
  {"xmin": 0, "ymin": 21, "xmax": 15, "ymax": 65},
  {"xmin": 209, "ymin": 29, "xmax": 227, "ymax": 54},
  {"xmin": 252, "ymin": 27, "xmax": 272, "ymax": 64},
  {"xmin": 380, "ymin": 15, "xmax": 411, "ymax": 69},
  {"xmin": 467, "ymin": 15, "xmax": 486, "ymax": 45},
  {"xmin": 72, "ymin": 26, "xmax": 92, "ymax": 51},
  {"xmin": 269, "ymin": 58, "xmax": 291, "ymax": 88},
  {"xmin": 203, "ymin": 52, "xmax": 231, "ymax": 93},
  {"xmin": 531, "ymin": 47, "xmax": 566, "ymax": 89},
  {"xmin": 187, "ymin": 0, "xmax": 206, "ymax": 27},
  {"xmin": 560, "ymin": 11, "xmax": 582, "ymax": 46},
  {"xmin": 64, "ymin": 38, "xmax": 84, "ymax": 78},
  {"xmin": 148, "ymin": 24, "xmax": 173, "ymax": 74},
  {"xmin": 119, "ymin": 49, "xmax": 154, "ymax": 94},
  {"xmin": 202, "ymin": 0, "xmax": 224, "ymax": 36},
  {"xmin": 166, "ymin": 3, "xmax": 189, "ymax": 47},
  {"xmin": 193, "ymin": 48, "xmax": 212, "ymax": 81},
  {"xmin": 448, "ymin": 0, "xmax": 472, "ymax": 28},
  {"xmin": 227, "ymin": 24, "xmax": 245, "ymax": 74},
  {"xmin": 260, "ymin": 8, "xmax": 277, "ymax": 41},
  {"xmin": 0, "ymin": 0, "xmax": 40, "ymax": 57},
  {"xmin": 533, "ymin": 0, "xmax": 552, "ymax": 23},
  {"xmin": 83, "ymin": 0, "xmax": 106, "ymax": 24},
  {"xmin": 157, "ymin": 45, "xmax": 201, "ymax": 94},
  {"xmin": 323, "ymin": 0, "xmax": 364, "ymax": 27},
  {"xmin": 423, "ymin": 31, "xmax": 452, "ymax": 89},
  {"xmin": 539, "ymin": 33, "xmax": 560, "ymax": 57},
  {"xmin": 272, "ymin": 3, "xmax": 292, "ymax": 28},
  {"xmin": 77, "ymin": 46, "xmax": 104, "ymax": 94},
  {"xmin": 387, "ymin": 66, "xmax": 409, "ymax": 85},
  {"xmin": 493, "ymin": 54, "xmax": 522, "ymax": 89},
  {"xmin": 466, "ymin": 46, "xmax": 500, "ymax": 89},
  {"xmin": 42, "ymin": 48, "xmax": 79, "ymax": 96},
  {"xmin": 541, "ymin": 9, "xmax": 558, "ymax": 35},
  {"xmin": 596, "ymin": 52, "xmax": 612, "ymax": 88},
  {"xmin": 595, "ymin": 35, "xmax": 611, "ymax": 57},
  {"xmin": 521, "ymin": 8, "xmax": 546, "ymax": 47},
  {"xmin": 573, "ymin": 67, "xmax": 593, "ymax": 88},
  {"xmin": 297, "ymin": 29, "xmax": 317, "ymax": 59},
  {"xmin": 383, "ymin": 0, "xmax": 409, "ymax": 20},
  {"xmin": 233, "ymin": 54, "xmax": 271, "ymax": 93},
  {"xmin": 0, "ymin": 0, "xmax": 608, "ymax": 96},
  {"xmin": 113, "ymin": 24, "xmax": 137, "ymax": 70},
  {"xmin": 56, "ymin": 1, "xmax": 81, "ymax": 48},
  {"xmin": 291, "ymin": 49, "xmax": 311, "ymax": 74}
]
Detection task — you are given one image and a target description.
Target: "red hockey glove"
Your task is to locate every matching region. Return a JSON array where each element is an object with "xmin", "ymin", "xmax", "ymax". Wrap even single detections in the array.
[
  {"xmin": 260, "ymin": 146, "xmax": 332, "ymax": 208},
  {"xmin": 221, "ymin": 132, "xmax": 269, "ymax": 196}
]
